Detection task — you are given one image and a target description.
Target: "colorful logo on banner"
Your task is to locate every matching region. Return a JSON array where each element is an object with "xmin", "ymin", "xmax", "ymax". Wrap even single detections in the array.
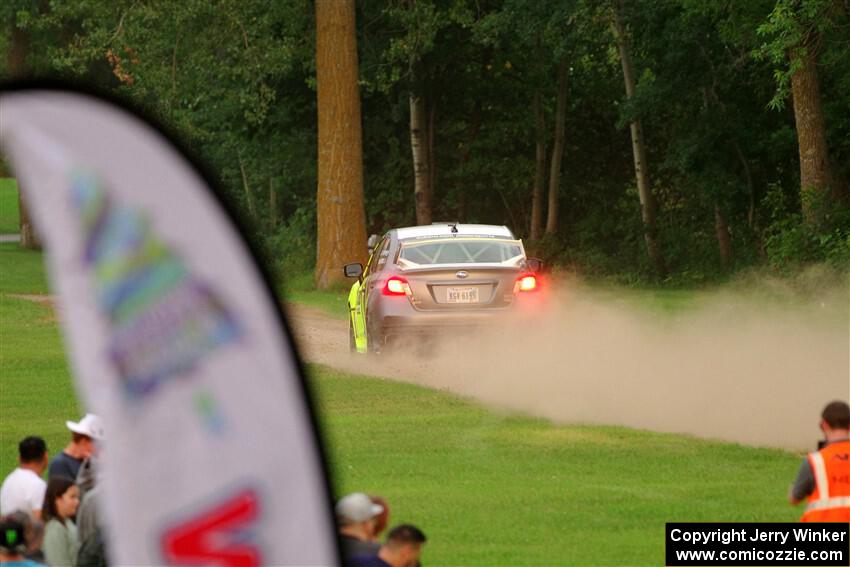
[
  {"xmin": 71, "ymin": 172, "xmax": 242, "ymax": 402},
  {"xmin": 161, "ymin": 488, "xmax": 263, "ymax": 566}
]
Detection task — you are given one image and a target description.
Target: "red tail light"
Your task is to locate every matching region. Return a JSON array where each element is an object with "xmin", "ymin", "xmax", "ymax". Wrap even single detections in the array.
[
  {"xmin": 383, "ymin": 276, "xmax": 411, "ymax": 296},
  {"xmin": 515, "ymin": 274, "xmax": 538, "ymax": 293}
]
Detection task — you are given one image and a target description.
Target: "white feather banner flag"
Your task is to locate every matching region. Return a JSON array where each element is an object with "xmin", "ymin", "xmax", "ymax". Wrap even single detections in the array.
[{"xmin": 0, "ymin": 87, "xmax": 338, "ymax": 566}]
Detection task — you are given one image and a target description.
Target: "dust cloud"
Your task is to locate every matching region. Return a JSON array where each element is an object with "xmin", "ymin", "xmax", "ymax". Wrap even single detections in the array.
[{"xmin": 289, "ymin": 272, "xmax": 849, "ymax": 452}]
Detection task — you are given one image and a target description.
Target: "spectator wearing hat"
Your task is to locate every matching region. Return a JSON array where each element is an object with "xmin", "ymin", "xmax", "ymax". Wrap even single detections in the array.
[
  {"xmin": 49, "ymin": 415, "xmax": 104, "ymax": 482},
  {"xmin": 0, "ymin": 437, "xmax": 49, "ymax": 520},
  {"xmin": 336, "ymin": 493, "xmax": 383, "ymax": 559},
  {"xmin": 0, "ymin": 515, "xmax": 42, "ymax": 566},
  {"xmin": 348, "ymin": 524, "xmax": 427, "ymax": 567}
]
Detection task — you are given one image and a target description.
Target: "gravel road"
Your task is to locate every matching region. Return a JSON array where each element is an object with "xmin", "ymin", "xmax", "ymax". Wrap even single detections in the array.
[{"xmin": 9, "ymin": 292, "xmax": 847, "ymax": 452}]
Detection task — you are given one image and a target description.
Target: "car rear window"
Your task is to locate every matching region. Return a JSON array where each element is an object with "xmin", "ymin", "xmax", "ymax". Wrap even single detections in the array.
[{"xmin": 398, "ymin": 239, "xmax": 523, "ymax": 265}]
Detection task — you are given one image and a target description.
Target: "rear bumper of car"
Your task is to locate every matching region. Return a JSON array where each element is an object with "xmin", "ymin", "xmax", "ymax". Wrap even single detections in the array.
[
  {"xmin": 378, "ymin": 313, "xmax": 507, "ymax": 348},
  {"xmin": 381, "ymin": 309, "xmax": 512, "ymax": 330}
]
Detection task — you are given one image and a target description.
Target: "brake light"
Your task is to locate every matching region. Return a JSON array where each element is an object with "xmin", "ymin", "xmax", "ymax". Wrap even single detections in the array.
[
  {"xmin": 515, "ymin": 274, "xmax": 538, "ymax": 292},
  {"xmin": 383, "ymin": 276, "xmax": 411, "ymax": 296}
]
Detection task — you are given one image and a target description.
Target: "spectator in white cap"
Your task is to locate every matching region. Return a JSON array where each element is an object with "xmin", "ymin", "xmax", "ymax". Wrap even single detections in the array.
[
  {"xmin": 48, "ymin": 414, "xmax": 104, "ymax": 481},
  {"xmin": 337, "ymin": 492, "xmax": 384, "ymax": 559}
]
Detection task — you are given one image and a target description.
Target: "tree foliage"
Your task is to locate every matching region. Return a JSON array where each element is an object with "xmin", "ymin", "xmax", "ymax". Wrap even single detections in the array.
[{"xmin": 1, "ymin": 0, "xmax": 847, "ymax": 284}]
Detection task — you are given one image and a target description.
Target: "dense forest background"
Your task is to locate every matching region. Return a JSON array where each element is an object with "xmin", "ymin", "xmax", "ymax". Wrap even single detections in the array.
[{"xmin": 2, "ymin": 0, "xmax": 848, "ymax": 287}]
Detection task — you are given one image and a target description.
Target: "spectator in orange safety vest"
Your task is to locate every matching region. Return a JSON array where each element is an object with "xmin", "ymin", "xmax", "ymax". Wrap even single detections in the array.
[{"xmin": 789, "ymin": 400, "xmax": 850, "ymax": 522}]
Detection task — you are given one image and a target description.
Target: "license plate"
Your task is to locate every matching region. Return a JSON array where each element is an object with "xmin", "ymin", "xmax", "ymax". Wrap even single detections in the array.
[{"xmin": 446, "ymin": 287, "xmax": 478, "ymax": 303}]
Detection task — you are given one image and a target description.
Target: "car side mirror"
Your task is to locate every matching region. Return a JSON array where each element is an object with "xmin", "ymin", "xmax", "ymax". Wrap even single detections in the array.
[
  {"xmin": 367, "ymin": 234, "xmax": 379, "ymax": 252},
  {"xmin": 344, "ymin": 263, "xmax": 364, "ymax": 278},
  {"xmin": 526, "ymin": 257, "xmax": 543, "ymax": 273}
]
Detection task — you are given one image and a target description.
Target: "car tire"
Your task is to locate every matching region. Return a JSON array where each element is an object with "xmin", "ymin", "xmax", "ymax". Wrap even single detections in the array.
[{"xmin": 366, "ymin": 327, "xmax": 382, "ymax": 355}]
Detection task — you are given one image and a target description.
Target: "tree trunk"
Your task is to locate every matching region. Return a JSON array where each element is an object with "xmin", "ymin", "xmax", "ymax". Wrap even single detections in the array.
[
  {"xmin": 410, "ymin": 94, "xmax": 431, "ymax": 225},
  {"xmin": 8, "ymin": 16, "xmax": 40, "ymax": 249},
  {"xmin": 545, "ymin": 58, "xmax": 568, "ymax": 236},
  {"xmin": 714, "ymin": 204, "xmax": 733, "ymax": 268},
  {"xmin": 733, "ymin": 141, "xmax": 767, "ymax": 259},
  {"xmin": 8, "ymin": 17, "xmax": 29, "ymax": 79},
  {"xmin": 315, "ymin": 0, "xmax": 368, "ymax": 289},
  {"xmin": 17, "ymin": 192, "xmax": 40, "ymax": 249},
  {"xmin": 611, "ymin": 2, "xmax": 666, "ymax": 277},
  {"xmin": 238, "ymin": 154, "xmax": 257, "ymax": 221},
  {"xmin": 530, "ymin": 89, "xmax": 546, "ymax": 241},
  {"xmin": 732, "ymin": 142, "xmax": 756, "ymax": 229},
  {"xmin": 790, "ymin": 38, "xmax": 839, "ymax": 224}
]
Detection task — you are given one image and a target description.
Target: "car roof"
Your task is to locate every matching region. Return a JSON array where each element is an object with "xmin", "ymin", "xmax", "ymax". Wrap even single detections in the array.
[{"xmin": 394, "ymin": 224, "xmax": 515, "ymax": 241}]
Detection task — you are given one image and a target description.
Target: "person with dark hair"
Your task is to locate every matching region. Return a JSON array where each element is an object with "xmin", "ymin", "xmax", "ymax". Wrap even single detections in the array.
[
  {"xmin": 789, "ymin": 400, "xmax": 850, "ymax": 521},
  {"xmin": 348, "ymin": 524, "xmax": 427, "ymax": 567},
  {"xmin": 0, "ymin": 437, "xmax": 48, "ymax": 519},
  {"xmin": 42, "ymin": 478, "xmax": 80, "ymax": 567},
  {"xmin": 49, "ymin": 415, "xmax": 104, "ymax": 482},
  {"xmin": 0, "ymin": 515, "xmax": 42, "ymax": 566}
]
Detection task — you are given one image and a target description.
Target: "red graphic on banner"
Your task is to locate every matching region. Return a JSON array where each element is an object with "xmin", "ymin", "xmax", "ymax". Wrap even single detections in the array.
[{"xmin": 161, "ymin": 489, "xmax": 262, "ymax": 567}]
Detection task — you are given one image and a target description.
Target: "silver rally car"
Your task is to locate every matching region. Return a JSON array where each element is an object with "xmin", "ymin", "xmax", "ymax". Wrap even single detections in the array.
[{"xmin": 344, "ymin": 223, "xmax": 543, "ymax": 353}]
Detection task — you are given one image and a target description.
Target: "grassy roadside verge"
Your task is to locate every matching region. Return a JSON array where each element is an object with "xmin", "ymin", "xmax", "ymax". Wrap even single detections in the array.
[
  {"xmin": 0, "ymin": 179, "xmax": 20, "ymax": 234},
  {"xmin": 0, "ymin": 241, "xmax": 78, "ymax": 476},
  {"xmin": 0, "ymin": 294, "xmax": 81, "ymax": 471},
  {"xmin": 279, "ymin": 270, "xmax": 350, "ymax": 319},
  {"xmin": 0, "ymin": 242, "xmax": 51, "ymax": 294}
]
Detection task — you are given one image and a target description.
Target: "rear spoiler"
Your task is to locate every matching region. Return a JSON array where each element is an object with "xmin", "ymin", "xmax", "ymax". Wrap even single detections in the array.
[{"xmin": 396, "ymin": 262, "xmax": 524, "ymax": 274}]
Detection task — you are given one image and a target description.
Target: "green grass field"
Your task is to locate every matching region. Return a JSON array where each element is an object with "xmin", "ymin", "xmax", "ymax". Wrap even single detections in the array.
[
  {"xmin": 0, "ymin": 178, "xmax": 20, "ymax": 234},
  {"xmin": 0, "ymin": 240, "xmax": 79, "ymax": 477},
  {"xmin": 314, "ymin": 367, "xmax": 801, "ymax": 565},
  {"xmin": 0, "ymin": 242, "xmax": 51, "ymax": 295},
  {"xmin": 0, "ymin": 239, "xmax": 809, "ymax": 565},
  {"xmin": 279, "ymin": 270, "xmax": 350, "ymax": 319}
]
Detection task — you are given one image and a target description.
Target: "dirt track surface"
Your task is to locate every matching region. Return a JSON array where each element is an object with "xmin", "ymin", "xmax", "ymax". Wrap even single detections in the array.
[
  {"xmin": 8, "ymin": 289, "xmax": 846, "ymax": 452},
  {"xmin": 285, "ymin": 285, "xmax": 849, "ymax": 453}
]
